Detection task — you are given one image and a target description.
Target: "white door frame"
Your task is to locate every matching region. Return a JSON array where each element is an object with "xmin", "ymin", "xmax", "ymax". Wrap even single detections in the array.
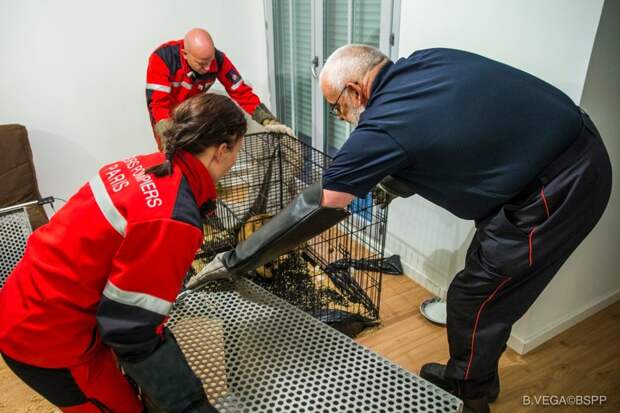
[
  {"xmin": 380, "ymin": 0, "xmax": 401, "ymax": 60},
  {"xmin": 311, "ymin": 0, "xmax": 324, "ymax": 150},
  {"xmin": 264, "ymin": 0, "xmax": 277, "ymax": 114}
]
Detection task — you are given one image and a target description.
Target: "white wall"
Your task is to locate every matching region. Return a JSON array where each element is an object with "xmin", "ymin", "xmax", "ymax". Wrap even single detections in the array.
[
  {"xmin": 389, "ymin": 0, "xmax": 607, "ymax": 352},
  {"xmin": 0, "ymin": 0, "xmax": 270, "ymax": 201},
  {"xmin": 397, "ymin": 0, "xmax": 603, "ymax": 102},
  {"xmin": 508, "ymin": 0, "xmax": 620, "ymax": 353}
]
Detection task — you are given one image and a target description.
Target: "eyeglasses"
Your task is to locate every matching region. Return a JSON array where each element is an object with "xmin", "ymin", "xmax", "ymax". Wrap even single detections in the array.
[{"xmin": 329, "ymin": 85, "xmax": 348, "ymax": 117}]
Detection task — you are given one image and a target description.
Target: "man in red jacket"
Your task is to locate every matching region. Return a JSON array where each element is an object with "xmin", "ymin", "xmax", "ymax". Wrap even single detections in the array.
[
  {"xmin": 0, "ymin": 94, "xmax": 247, "ymax": 412},
  {"xmin": 147, "ymin": 28, "xmax": 292, "ymax": 148}
]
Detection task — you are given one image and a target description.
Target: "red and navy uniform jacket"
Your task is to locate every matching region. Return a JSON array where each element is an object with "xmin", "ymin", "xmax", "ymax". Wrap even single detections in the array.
[
  {"xmin": 0, "ymin": 150, "xmax": 215, "ymax": 368},
  {"xmin": 146, "ymin": 39, "xmax": 260, "ymax": 143}
]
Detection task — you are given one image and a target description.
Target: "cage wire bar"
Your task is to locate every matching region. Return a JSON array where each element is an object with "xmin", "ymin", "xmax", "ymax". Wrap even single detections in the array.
[{"xmin": 191, "ymin": 132, "xmax": 389, "ymax": 334}]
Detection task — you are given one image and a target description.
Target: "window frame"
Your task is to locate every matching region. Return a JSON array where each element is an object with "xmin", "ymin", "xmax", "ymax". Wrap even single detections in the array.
[{"xmin": 264, "ymin": 0, "xmax": 401, "ymax": 151}]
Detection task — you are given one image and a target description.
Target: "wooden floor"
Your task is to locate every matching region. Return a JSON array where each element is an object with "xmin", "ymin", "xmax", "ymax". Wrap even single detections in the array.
[
  {"xmin": 1, "ymin": 274, "xmax": 619, "ymax": 412},
  {"xmin": 357, "ymin": 273, "xmax": 620, "ymax": 412}
]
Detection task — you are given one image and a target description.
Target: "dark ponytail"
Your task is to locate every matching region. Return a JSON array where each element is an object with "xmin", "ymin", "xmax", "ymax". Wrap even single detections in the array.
[{"xmin": 147, "ymin": 94, "xmax": 247, "ymax": 177}]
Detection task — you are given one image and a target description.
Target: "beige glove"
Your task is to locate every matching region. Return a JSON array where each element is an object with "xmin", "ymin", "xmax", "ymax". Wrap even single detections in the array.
[
  {"xmin": 185, "ymin": 252, "xmax": 235, "ymax": 290},
  {"xmin": 251, "ymin": 103, "xmax": 295, "ymax": 136},
  {"xmin": 263, "ymin": 119, "xmax": 295, "ymax": 137}
]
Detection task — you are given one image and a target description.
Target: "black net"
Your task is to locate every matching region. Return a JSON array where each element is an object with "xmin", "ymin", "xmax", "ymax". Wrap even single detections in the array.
[{"xmin": 190, "ymin": 132, "xmax": 389, "ymax": 335}]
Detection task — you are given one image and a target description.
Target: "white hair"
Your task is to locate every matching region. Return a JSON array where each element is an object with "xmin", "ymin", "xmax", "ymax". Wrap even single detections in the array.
[{"xmin": 319, "ymin": 44, "xmax": 388, "ymax": 90}]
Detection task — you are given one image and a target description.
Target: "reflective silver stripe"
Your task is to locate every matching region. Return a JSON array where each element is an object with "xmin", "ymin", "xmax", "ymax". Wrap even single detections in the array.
[
  {"xmin": 230, "ymin": 80, "xmax": 243, "ymax": 91},
  {"xmin": 103, "ymin": 281, "xmax": 172, "ymax": 315},
  {"xmin": 89, "ymin": 174, "xmax": 127, "ymax": 237},
  {"xmin": 146, "ymin": 83, "xmax": 171, "ymax": 93},
  {"xmin": 170, "ymin": 81, "xmax": 192, "ymax": 90}
]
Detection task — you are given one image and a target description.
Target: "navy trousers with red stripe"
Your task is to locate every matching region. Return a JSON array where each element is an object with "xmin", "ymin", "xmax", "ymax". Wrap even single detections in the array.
[{"xmin": 445, "ymin": 110, "xmax": 612, "ymax": 397}]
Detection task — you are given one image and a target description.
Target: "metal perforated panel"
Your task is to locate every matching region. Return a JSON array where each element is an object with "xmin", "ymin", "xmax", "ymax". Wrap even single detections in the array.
[
  {"xmin": 169, "ymin": 279, "xmax": 462, "ymax": 413},
  {"xmin": 0, "ymin": 209, "xmax": 32, "ymax": 287}
]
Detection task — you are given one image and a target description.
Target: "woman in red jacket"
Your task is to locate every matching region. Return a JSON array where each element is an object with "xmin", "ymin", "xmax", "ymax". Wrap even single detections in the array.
[{"xmin": 0, "ymin": 93, "xmax": 247, "ymax": 412}]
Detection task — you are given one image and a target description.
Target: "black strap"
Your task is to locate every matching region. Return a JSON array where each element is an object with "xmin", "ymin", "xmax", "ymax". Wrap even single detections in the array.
[{"xmin": 214, "ymin": 49, "xmax": 225, "ymax": 71}]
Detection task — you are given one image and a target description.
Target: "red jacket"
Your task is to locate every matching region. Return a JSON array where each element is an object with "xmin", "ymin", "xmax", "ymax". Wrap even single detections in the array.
[
  {"xmin": 146, "ymin": 40, "xmax": 260, "ymax": 143},
  {"xmin": 0, "ymin": 151, "xmax": 215, "ymax": 368}
]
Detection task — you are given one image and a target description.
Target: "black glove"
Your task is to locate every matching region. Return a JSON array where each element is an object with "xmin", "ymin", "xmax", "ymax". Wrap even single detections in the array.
[
  {"xmin": 377, "ymin": 175, "xmax": 416, "ymax": 208},
  {"xmin": 185, "ymin": 182, "xmax": 350, "ymax": 291},
  {"xmin": 120, "ymin": 328, "xmax": 218, "ymax": 413},
  {"xmin": 143, "ymin": 394, "xmax": 218, "ymax": 413}
]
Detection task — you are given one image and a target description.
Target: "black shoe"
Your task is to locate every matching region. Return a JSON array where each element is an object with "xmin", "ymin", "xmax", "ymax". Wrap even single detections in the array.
[
  {"xmin": 420, "ymin": 363, "xmax": 500, "ymax": 402},
  {"xmin": 462, "ymin": 396, "xmax": 491, "ymax": 413}
]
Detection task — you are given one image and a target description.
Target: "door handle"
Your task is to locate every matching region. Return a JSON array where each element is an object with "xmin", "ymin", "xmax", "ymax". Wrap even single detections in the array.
[{"xmin": 311, "ymin": 56, "xmax": 319, "ymax": 79}]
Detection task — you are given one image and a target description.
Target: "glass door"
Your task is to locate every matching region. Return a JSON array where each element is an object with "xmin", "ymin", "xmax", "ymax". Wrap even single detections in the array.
[
  {"xmin": 270, "ymin": 0, "xmax": 314, "ymax": 146},
  {"xmin": 267, "ymin": 0, "xmax": 398, "ymax": 152}
]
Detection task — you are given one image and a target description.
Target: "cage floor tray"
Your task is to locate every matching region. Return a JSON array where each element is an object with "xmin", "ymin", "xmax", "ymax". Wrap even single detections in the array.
[{"xmin": 169, "ymin": 278, "xmax": 463, "ymax": 413}]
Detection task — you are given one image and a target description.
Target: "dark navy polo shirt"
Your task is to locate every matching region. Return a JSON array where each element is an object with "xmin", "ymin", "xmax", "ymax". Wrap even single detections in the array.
[{"xmin": 322, "ymin": 48, "xmax": 582, "ymax": 220}]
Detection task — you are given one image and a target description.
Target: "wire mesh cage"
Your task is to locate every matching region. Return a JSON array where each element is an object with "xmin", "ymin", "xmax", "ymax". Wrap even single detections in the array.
[{"xmin": 189, "ymin": 132, "xmax": 389, "ymax": 335}]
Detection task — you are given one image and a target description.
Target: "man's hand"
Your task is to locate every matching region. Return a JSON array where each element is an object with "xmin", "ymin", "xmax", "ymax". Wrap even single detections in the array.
[
  {"xmin": 263, "ymin": 119, "xmax": 295, "ymax": 137},
  {"xmin": 186, "ymin": 252, "xmax": 234, "ymax": 290}
]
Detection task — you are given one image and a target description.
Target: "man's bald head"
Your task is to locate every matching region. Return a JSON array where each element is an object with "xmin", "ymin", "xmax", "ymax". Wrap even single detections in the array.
[{"xmin": 183, "ymin": 28, "xmax": 215, "ymax": 74}]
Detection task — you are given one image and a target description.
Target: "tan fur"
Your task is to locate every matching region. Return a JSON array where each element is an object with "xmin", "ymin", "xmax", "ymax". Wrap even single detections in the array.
[{"xmin": 237, "ymin": 214, "xmax": 275, "ymax": 278}]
